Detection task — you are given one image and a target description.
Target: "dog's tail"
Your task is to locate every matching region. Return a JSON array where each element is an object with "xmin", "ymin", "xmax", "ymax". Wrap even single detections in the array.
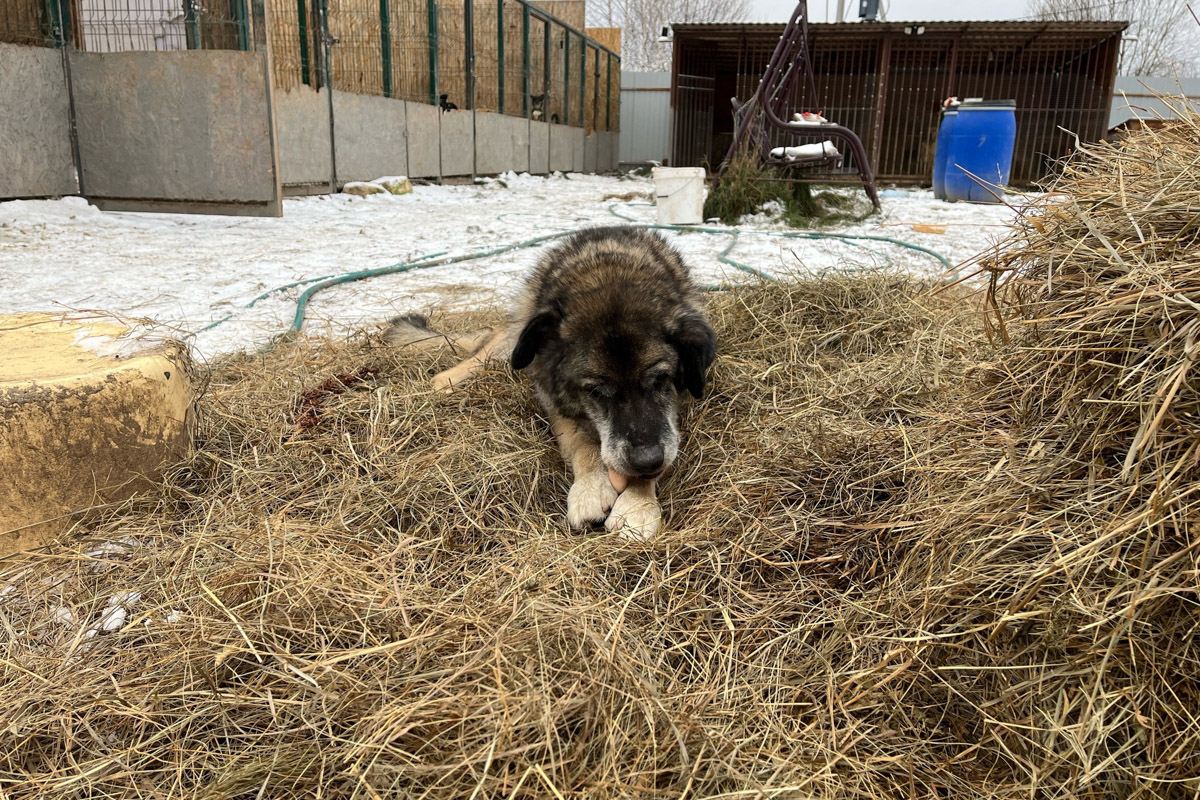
[
  {"xmin": 384, "ymin": 313, "xmax": 442, "ymax": 349},
  {"xmin": 385, "ymin": 313, "xmax": 494, "ymax": 356}
]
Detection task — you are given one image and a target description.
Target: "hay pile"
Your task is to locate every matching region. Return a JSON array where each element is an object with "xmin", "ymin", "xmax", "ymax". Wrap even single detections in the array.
[{"xmin": 3, "ymin": 114, "xmax": 1200, "ymax": 799}]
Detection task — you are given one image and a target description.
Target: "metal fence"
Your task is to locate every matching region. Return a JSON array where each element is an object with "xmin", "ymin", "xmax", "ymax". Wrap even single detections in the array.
[
  {"xmin": 1, "ymin": 0, "xmax": 250, "ymax": 49},
  {"xmin": 1, "ymin": 0, "xmax": 620, "ymax": 132},
  {"xmin": 618, "ymin": 71, "xmax": 670, "ymax": 166},
  {"xmin": 265, "ymin": 0, "xmax": 620, "ymax": 131},
  {"xmin": 671, "ymin": 21, "xmax": 1125, "ymax": 186}
]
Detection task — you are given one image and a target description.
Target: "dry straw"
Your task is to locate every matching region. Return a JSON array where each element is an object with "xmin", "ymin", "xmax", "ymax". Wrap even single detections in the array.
[{"xmin": 3, "ymin": 110, "xmax": 1200, "ymax": 798}]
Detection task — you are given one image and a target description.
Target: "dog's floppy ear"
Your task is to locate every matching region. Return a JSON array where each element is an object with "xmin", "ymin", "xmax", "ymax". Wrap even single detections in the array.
[
  {"xmin": 511, "ymin": 310, "xmax": 560, "ymax": 370},
  {"xmin": 670, "ymin": 311, "xmax": 717, "ymax": 398}
]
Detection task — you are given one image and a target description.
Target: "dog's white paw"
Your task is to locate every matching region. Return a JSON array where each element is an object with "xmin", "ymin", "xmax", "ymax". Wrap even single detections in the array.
[
  {"xmin": 604, "ymin": 491, "xmax": 662, "ymax": 541},
  {"xmin": 567, "ymin": 471, "xmax": 619, "ymax": 529}
]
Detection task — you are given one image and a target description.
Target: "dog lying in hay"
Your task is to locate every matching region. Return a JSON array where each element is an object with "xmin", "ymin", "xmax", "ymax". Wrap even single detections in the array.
[{"xmin": 388, "ymin": 226, "xmax": 716, "ymax": 539}]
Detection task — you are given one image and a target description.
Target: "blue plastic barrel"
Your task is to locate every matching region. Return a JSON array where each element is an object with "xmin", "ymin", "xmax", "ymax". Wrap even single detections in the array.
[
  {"xmin": 942, "ymin": 99, "xmax": 1017, "ymax": 204},
  {"xmin": 931, "ymin": 104, "xmax": 959, "ymax": 199}
]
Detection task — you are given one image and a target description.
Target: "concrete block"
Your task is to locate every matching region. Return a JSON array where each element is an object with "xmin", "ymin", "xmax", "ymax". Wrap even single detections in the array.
[
  {"xmin": 440, "ymin": 110, "xmax": 475, "ymax": 177},
  {"xmin": 549, "ymin": 123, "xmax": 574, "ymax": 173},
  {"xmin": 405, "ymin": 101, "xmax": 440, "ymax": 178},
  {"xmin": 69, "ymin": 51, "xmax": 278, "ymax": 207},
  {"xmin": 333, "ymin": 91, "xmax": 408, "ymax": 183},
  {"xmin": 584, "ymin": 133, "xmax": 598, "ymax": 173},
  {"xmin": 529, "ymin": 121, "xmax": 550, "ymax": 174},
  {"xmin": 475, "ymin": 112, "xmax": 529, "ymax": 175},
  {"xmin": 275, "ymin": 86, "xmax": 333, "ymax": 190},
  {"xmin": 0, "ymin": 315, "xmax": 195, "ymax": 554},
  {"xmin": 594, "ymin": 131, "xmax": 612, "ymax": 172},
  {"xmin": 511, "ymin": 118, "xmax": 530, "ymax": 174},
  {"xmin": 573, "ymin": 128, "xmax": 585, "ymax": 173},
  {"xmin": 0, "ymin": 43, "xmax": 78, "ymax": 199}
]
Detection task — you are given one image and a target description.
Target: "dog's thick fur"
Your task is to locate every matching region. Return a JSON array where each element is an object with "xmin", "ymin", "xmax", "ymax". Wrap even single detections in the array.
[{"xmin": 388, "ymin": 226, "xmax": 716, "ymax": 539}]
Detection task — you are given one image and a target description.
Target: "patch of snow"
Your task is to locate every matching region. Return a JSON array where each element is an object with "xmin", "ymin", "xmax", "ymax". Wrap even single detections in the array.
[
  {"xmin": 0, "ymin": 173, "xmax": 1022, "ymax": 360},
  {"xmin": 109, "ymin": 590, "xmax": 142, "ymax": 606},
  {"xmin": 85, "ymin": 537, "xmax": 139, "ymax": 560},
  {"xmin": 342, "ymin": 181, "xmax": 387, "ymax": 197},
  {"xmin": 71, "ymin": 326, "xmax": 167, "ymax": 361},
  {"xmin": 79, "ymin": 590, "xmax": 140, "ymax": 638},
  {"xmin": 371, "ymin": 176, "xmax": 413, "ymax": 195}
]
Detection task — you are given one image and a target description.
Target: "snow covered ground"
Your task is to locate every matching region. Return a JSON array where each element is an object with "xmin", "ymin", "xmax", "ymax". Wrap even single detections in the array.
[{"xmin": 0, "ymin": 172, "xmax": 1022, "ymax": 360}]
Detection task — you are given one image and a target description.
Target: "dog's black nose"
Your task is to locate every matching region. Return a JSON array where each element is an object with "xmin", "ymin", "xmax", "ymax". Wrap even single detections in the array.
[{"xmin": 630, "ymin": 445, "xmax": 664, "ymax": 475}]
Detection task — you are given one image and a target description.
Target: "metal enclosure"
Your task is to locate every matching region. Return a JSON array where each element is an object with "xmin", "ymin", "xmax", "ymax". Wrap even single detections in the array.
[
  {"xmin": 670, "ymin": 20, "xmax": 1127, "ymax": 186},
  {"xmin": 618, "ymin": 71, "xmax": 670, "ymax": 166}
]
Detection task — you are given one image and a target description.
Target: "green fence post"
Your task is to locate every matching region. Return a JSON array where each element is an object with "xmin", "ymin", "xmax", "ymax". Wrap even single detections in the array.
[
  {"xmin": 543, "ymin": 17, "xmax": 550, "ymax": 119},
  {"xmin": 183, "ymin": 0, "xmax": 200, "ymax": 49},
  {"xmin": 464, "ymin": 0, "xmax": 474, "ymax": 110},
  {"xmin": 298, "ymin": 0, "xmax": 311, "ymax": 85},
  {"xmin": 521, "ymin": 2, "xmax": 530, "ymax": 117},
  {"xmin": 579, "ymin": 38, "xmax": 585, "ymax": 127},
  {"xmin": 46, "ymin": 0, "xmax": 66, "ymax": 45},
  {"xmin": 427, "ymin": 0, "xmax": 439, "ymax": 106},
  {"xmin": 380, "ymin": 0, "xmax": 392, "ymax": 97},
  {"xmin": 497, "ymin": 0, "xmax": 505, "ymax": 114},
  {"xmin": 237, "ymin": 0, "xmax": 250, "ymax": 51}
]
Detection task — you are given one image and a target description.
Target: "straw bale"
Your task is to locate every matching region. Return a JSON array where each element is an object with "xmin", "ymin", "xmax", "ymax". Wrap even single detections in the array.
[{"xmin": 3, "ymin": 110, "xmax": 1200, "ymax": 798}]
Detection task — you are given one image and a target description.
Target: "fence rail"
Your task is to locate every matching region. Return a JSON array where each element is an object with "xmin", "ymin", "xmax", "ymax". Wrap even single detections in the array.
[{"xmin": 1, "ymin": 0, "xmax": 620, "ymax": 131}]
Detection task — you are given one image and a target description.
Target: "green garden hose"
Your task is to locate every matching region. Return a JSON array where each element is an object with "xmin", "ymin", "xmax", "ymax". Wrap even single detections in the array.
[{"xmin": 192, "ymin": 208, "xmax": 953, "ymax": 341}]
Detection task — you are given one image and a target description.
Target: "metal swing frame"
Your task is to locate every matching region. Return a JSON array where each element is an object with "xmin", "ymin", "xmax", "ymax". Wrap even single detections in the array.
[{"xmin": 718, "ymin": 1, "xmax": 881, "ymax": 210}]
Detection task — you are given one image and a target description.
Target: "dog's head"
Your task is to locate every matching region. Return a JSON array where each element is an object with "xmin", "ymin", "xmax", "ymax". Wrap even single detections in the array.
[{"xmin": 511, "ymin": 303, "xmax": 716, "ymax": 479}]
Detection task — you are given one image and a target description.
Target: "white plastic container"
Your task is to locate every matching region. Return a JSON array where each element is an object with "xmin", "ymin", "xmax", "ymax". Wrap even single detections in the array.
[{"xmin": 652, "ymin": 166, "xmax": 707, "ymax": 225}]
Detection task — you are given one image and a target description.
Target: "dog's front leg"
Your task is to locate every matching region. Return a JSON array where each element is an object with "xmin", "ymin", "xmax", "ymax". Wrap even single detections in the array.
[
  {"xmin": 430, "ymin": 326, "xmax": 514, "ymax": 393},
  {"xmin": 551, "ymin": 416, "xmax": 618, "ymax": 529},
  {"xmin": 605, "ymin": 479, "xmax": 662, "ymax": 541}
]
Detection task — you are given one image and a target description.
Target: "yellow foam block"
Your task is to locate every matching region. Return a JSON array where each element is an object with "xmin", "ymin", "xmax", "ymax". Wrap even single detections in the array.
[{"xmin": 0, "ymin": 314, "xmax": 195, "ymax": 554}]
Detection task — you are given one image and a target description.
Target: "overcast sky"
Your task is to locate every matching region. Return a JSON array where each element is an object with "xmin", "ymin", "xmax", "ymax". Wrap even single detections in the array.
[{"xmin": 749, "ymin": 0, "xmax": 1032, "ymax": 23}]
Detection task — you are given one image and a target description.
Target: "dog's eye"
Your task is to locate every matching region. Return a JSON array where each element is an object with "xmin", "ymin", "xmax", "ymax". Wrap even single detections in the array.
[
  {"xmin": 649, "ymin": 372, "xmax": 670, "ymax": 391},
  {"xmin": 586, "ymin": 384, "xmax": 612, "ymax": 402}
]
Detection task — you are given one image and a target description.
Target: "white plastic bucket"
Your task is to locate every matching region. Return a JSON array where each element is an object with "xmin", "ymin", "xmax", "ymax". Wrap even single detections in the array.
[{"xmin": 652, "ymin": 166, "xmax": 707, "ymax": 225}]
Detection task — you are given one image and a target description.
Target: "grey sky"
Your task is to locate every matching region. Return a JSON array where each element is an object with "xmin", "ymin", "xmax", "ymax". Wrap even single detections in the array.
[{"xmin": 749, "ymin": 0, "xmax": 1032, "ymax": 23}]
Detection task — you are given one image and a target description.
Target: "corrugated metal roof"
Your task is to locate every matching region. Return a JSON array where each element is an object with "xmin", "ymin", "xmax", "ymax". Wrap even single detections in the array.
[
  {"xmin": 1110, "ymin": 77, "xmax": 1200, "ymax": 128},
  {"xmin": 670, "ymin": 20, "xmax": 1129, "ymax": 37}
]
